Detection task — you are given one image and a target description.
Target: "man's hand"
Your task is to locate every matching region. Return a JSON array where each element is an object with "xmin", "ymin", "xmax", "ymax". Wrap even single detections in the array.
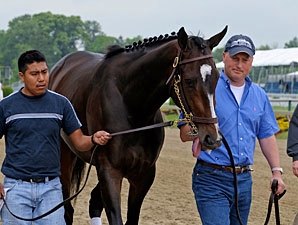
[
  {"xmin": 292, "ymin": 160, "xmax": 298, "ymax": 177},
  {"xmin": 0, "ymin": 183, "xmax": 5, "ymax": 199},
  {"xmin": 271, "ymin": 173, "xmax": 286, "ymax": 195},
  {"xmin": 92, "ymin": 131, "xmax": 112, "ymax": 145}
]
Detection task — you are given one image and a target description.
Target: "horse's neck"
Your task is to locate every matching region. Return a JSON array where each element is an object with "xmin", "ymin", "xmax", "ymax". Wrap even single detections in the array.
[{"xmin": 122, "ymin": 47, "xmax": 177, "ymax": 116}]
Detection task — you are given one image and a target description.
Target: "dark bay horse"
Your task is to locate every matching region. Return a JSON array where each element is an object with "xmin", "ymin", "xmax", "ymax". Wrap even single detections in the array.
[{"xmin": 49, "ymin": 26, "xmax": 227, "ymax": 225}]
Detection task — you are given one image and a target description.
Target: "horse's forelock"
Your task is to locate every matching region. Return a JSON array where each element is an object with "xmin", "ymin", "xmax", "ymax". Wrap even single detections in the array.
[{"xmin": 191, "ymin": 36, "xmax": 207, "ymax": 49}]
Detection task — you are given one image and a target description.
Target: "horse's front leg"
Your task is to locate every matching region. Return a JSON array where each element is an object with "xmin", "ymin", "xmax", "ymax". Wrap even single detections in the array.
[
  {"xmin": 98, "ymin": 166, "xmax": 123, "ymax": 225},
  {"xmin": 62, "ymin": 186, "xmax": 74, "ymax": 225},
  {"xmin": 125, "ymin": 165, "xmax": 156, "ymax": 225},
  {"xmin": 89, "ymin": 182, "xmax": 104, "ymax": 224}
]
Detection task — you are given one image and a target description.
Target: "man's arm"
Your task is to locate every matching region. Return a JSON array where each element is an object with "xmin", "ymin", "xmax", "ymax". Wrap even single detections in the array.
[
  {"xmin": 69, "ymin": 129, "xmax": 111, "ymax": 152},
  {"xmin": 259, "ymin": 135, "xmax": 286, "ymax": 194}
]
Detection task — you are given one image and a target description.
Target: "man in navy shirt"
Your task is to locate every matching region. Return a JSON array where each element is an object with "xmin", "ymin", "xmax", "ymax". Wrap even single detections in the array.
[
  {"xmin": 0, "ymin": 50, "xmax": 111, "ymax": 225},
  {"xmin": 180, "ymin": 35, "xmax": 286, "ymax": 225}
]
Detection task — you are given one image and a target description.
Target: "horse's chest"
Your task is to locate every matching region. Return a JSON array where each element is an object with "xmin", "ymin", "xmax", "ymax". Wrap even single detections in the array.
[{"xmin": 109, "ymin": 138, "xmax": 163, "ymax": 168}]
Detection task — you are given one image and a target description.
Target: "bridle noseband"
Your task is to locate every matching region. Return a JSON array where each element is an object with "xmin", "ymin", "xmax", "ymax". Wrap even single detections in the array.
[{"xmin": 166, "ymin": 49, "xmax": 218, "ymax": 136}]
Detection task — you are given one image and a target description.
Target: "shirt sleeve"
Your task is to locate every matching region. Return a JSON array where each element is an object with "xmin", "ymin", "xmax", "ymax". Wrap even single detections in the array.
[
  {"xmin": 177, "ymin": 112, "xmax": 186, "ymax": 128},
  {"xmin": 62, "ymin": 99, "xmax": 82, "ymax": 135},
  {"xmin": 287, "ymin": 105, "xmax": 298, "ymax": 161},
  {"xmin": 0, "ymin": 105, "xmax": 5, "ymax": 138},
  {"xmin": 257, "ymin": 95, "xmax": 280, "ymax": 139}
]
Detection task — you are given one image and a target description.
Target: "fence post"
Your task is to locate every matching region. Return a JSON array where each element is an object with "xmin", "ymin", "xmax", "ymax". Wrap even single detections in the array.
[{"xmin": 288, "ymin": 100, "xmax": 292, "ymax": 111}]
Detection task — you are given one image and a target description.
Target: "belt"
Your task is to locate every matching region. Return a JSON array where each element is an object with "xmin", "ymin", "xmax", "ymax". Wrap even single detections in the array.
[
  {"xmin": 21, "ymin": 176, "xmax": 56, "ymax": 183},
  {"xmin": 197, "ymin": 160, "xmax": 253, "ymax": 174}
]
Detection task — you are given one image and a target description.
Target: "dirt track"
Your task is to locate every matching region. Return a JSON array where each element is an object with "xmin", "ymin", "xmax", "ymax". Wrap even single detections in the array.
[
  {"xmin": 0, "ymin": 128, "xmax": 297, "ymax": 224},
  {"xmin": 73, "ymin": 128, "xmax": 297, "ymax": 225}
]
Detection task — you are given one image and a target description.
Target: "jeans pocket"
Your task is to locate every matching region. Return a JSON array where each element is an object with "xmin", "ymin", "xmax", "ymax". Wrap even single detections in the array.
[
  {"xmin": 3, "ymin": 179, "xmax": 18, "ymax": 198},
  {"xmin": 48, "ymin": 177, "xmax": 62, "ymax": 191},
  {"xmin": 193, "ymin": 163, "xmax": 217, "ymax": 177},
  {"xmin": 1, "ymin": 179, "xmax": 18, "ymax": 222}
]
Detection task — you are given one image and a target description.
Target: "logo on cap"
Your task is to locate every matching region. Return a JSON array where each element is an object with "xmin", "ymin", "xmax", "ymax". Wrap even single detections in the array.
[
  {"xmin": 225, "ymin": 35, "xmax": 255, "ymax": 57},
  {"xmin": 230, "ymin": 39, "xmax": 253, "ymax": 50}
]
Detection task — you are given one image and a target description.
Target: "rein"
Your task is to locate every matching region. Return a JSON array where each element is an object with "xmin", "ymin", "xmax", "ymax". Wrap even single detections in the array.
[
  {"xmin": 221, "ymin": 133, "xmax": 245, "ymax": 225},
  {"xmin": 264, "ymin": 179, "xmax": 286, "ymax": 225},
  {"xmin": 222, "ymin": 133, "xmax": 286, "ymax": 225},
  {"xmin": 3, "ymin": 145, "xmax": 98, "ymax": 221},
  {"xmin": 2, "ymin": 120, "xmax": 177, "ymax": 221},
  {"xmin": 110, "ymin": 121, "xmax": 174, "ymax": 136}
]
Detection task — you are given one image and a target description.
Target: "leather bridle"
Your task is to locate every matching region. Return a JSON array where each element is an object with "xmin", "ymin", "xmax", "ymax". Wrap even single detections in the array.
[{"xmin": 166, "ymin": 49, "xmax": 218, "ymax": 135}]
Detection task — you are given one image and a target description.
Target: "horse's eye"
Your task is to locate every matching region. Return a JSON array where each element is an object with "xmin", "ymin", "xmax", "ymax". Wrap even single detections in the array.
[{"xmin": 184, "ymin": 79, "xmax": 195, "ymax": 88}]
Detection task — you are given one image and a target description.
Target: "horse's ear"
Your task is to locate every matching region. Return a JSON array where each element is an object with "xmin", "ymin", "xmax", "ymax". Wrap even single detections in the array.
[
  {"xmin": 177, "ymin": 27, "xmax": 188, "ymax": 50},
  {"xmin": 207, "ymin": 25, "xmax": 228, "ymax": 50}
]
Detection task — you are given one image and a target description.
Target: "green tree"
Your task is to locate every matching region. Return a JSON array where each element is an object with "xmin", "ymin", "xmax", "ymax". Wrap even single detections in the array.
[
  {"xmin": 85, "ymin": 33, "xmax": 144, "ymax": 53},
  {"xmin": 2, "ymin": 85, "xmax": 13, "ymax": 97},
  {"xmin": 212, "ymin": 47, "xmax": 224, "ymax": 63},
  {"xmin": 123, "ymin": 36, "xmax": 143, "ymax": 46},
  {"xmin": 257, "ymin": 45, "xmax": 271, "ymax": 50},
  {"xmin": 85, "ymin": 35, "xmax": 119, "ymax": 53},
  {"xmin": 0, "ymin": 12, "xmax": 90, "ymax": 81},
  {"xmin": 0, "ymin": 30, "xmax": 6, "ymax": 63},
  {"xmin": 84, "ymin": 20, "xmax": 105, "ymax": 42},
  {"xmin": 284, "ymin": 37, "xmax": 298, "ymax": 48},
  {"xmin": 2, "ymin": 12, "xmax": 87, "ymax": 66},
  {"xmin": 0, "ymin": 12, "xmax": 147, "ymax": 83}
]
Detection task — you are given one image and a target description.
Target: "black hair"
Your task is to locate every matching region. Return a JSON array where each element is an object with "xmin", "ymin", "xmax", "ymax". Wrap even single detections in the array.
[{"xmin": 18, "ymin": 50, "xmax": 47, "ymax": 73}]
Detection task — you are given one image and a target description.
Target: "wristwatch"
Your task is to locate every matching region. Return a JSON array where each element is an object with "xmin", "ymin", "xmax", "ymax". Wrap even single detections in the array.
[{"xmin": 271, "ymin": 167, "xmax": 283, "ymax": 174}]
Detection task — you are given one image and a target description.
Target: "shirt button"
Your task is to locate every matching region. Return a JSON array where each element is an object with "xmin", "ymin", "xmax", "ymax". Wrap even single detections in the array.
[
  {"xmin": 239, "ymin": 122, "xmax": 242, "ymax": 126},
  {"xmin": 240, "ymin": 137, "xmax": 243, "ymax": 141}
]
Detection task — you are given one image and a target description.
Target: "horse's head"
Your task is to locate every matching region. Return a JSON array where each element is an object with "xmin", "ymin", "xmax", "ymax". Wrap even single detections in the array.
[{"xmin": 168, "ymin": 26, "xmax": 227, "ymax": 150}]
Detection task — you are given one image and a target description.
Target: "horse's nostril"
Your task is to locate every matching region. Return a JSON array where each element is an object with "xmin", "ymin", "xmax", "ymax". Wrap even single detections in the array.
[{"xmin": 204, "ymin": 135, "xmax": 214, "ymax": 146}]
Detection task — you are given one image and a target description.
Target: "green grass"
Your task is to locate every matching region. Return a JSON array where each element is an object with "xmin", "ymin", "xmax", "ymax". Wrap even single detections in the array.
[
  {"xmin": 164, "ymin": 113, "xmax": 179, "ymax": 122},
  {"xmin": 276, "ymin": 131, "xmax": 288, "ymax": 139},
  {"xmin": 273, "ymin": 106, "xmax": 292, "ymax": 111}
]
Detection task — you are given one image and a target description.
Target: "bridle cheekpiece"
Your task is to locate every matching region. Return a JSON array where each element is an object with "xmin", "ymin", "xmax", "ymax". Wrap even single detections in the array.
[{"xmin": 166, "ymin": 49, "xmax": 218, "ymax": 136}]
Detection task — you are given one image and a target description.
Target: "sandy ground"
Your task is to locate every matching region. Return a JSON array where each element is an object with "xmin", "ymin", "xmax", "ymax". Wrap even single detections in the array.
[{"xmin": 0, "ymin": 127, "xmax": 297, "ymax": 225}]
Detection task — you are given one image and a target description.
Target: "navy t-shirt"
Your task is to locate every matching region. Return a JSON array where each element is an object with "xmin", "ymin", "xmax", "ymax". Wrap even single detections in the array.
[{"xmin": 0, "ymin": 89, "xmax": 82, "ymax": 179}]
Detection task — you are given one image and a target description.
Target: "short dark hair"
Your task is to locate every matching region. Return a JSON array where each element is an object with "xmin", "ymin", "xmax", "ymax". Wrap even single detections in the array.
[{"xmin": 18, "ymin": 50, "xmax": 47, "ymax": 73}]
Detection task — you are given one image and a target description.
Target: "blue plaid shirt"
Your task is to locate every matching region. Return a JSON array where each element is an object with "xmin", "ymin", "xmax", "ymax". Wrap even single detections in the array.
[{"xmin": 189, "ymin": 70, "xmax": 279, "ymax": 166}]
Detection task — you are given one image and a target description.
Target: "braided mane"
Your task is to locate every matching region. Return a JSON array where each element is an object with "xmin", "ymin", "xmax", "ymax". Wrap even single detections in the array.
[{"xmin": 105, "ymin": 31, "xmax": 178, "ymax": 59}]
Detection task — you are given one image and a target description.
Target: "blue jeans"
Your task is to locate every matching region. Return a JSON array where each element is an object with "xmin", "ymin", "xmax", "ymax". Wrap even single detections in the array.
[
  {"xmin": 1, "ymin": 176, "xmax": 66, "ymax": 225},
  {"xmin": 192, "ymin": 161, "xmax": 252, "ymax": 225}
]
